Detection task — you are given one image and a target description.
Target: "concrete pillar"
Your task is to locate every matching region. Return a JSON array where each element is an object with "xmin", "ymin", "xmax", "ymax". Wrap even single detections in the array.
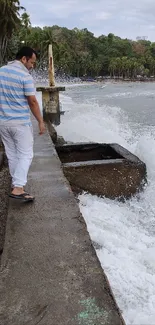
[
  {"xmin": 36, "ymin": 86, "xmax": 65, "ymax": 125},
  {"xmin": 36, "ymin": 44, "xmax": 65, "ymax": 125}
]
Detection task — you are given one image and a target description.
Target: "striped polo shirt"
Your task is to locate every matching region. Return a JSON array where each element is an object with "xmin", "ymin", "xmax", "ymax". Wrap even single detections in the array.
[{"xmin": 0, "ymin": 60, "xmax": 35, "ymax": 126}]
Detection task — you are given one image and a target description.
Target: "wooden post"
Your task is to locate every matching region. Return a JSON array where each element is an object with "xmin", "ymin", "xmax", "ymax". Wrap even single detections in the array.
[{"xmin": 48, "ymin": 44, "xmax": 55, "ymax": 87}]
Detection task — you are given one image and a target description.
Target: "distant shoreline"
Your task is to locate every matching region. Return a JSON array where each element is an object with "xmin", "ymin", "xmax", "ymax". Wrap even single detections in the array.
[
  {"xmin": 81, "ymin": 78, "xmax": 155, "ymax": 84},
  {"xmin": 36, "ymin": 78, "xmax": 155, "ymax": 88},
  {"xmin": 105, "ymin": 78, "xmax": 155, "ymax": 83}
]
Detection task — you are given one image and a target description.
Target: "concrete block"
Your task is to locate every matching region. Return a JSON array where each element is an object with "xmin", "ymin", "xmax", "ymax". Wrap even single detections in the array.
[{"xmin": 56, "ymin": 142, "xmax": 147, "ymax": 199}]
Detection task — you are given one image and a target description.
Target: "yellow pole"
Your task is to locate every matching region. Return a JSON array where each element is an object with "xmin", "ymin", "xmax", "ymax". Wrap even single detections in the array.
[{"xmin": 48, "ymin": 44, "xmax": 55, "ymax": 87}]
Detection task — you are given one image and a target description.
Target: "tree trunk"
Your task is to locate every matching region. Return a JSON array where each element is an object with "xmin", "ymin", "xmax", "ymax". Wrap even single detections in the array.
[
  {"xmin": 77, "ymin": 68, "xmax": 80, "ymax": 78},
  {"xmin": 0, "ymin": 36, "xmax": 8, "ymax": 66}
]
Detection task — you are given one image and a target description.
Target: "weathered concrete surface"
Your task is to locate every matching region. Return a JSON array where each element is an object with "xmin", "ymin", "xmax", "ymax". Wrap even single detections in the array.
[
  {"xmin": 46, "ymin": 120, "xmax": 57, "ymax": 144},
  {"xmin": 36, "ymin": 86, "xmax": 65, "ymax": 92},
  {"xmin": 0, "ymin": 121, "xmax": 125, "ymax": 325},
  {"xmin": 56, "ymin": 143, "xmax": 124, "ymax": 163},
  {"xmin": 0, "ymin": 143, "xmax": 11, "ymax": 257},
  {"xmin": 0, "ymin": 146, "xmax": 4, "ymax": 171},
  {"xmin": 0, "ymin": 159, "xmax": 10, "ymax": 257},
  {"xmin": 56, "ymin": 143, "xmax": 146, "ymax": 199},
  {"xmin": 36, "ymin": 86, "xmax": 65, "ymax": 125}
]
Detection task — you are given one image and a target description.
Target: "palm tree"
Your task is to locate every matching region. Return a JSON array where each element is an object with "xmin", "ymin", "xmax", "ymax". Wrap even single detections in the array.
[
  {"xmin": 18, "ymin": 11, "xmax": 32, "ymax": 46},
  {"xmin": 115, "ymin": 57, "xmax": 122, "ymax": 77},
  {"xmin": 121, "ymin": 56, "xmax": 129, "ymax": 78},
  {"xmin": 41, "ymin": 27, "xmax": 59, "ymax": 64},
  {"xmin": 20, "ymin": 11, "xmax": 31, "ymax": 29},
  {"xmin": 92, "ymin": 59, "xmax": 102, "ymax": 77},
  {"xmin": 0, "ymin": 0, "xmax": 24, "ymax": 65},
  {"xmin": 109, "ymin": 59, "xmax": 117, "ymax": 77}
]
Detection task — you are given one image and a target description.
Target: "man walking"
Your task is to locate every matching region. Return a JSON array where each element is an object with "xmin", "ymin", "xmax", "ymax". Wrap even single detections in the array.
[{"xmin": 0, "ymin": 47, "xmax": 45, "ymax": 202}]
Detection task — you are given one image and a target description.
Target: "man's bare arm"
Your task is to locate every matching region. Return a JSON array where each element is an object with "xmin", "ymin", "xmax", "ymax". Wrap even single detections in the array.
[
  {"xmin": 27, "ymin": 95, "xmax": 45, "ymax": 134},
  {"xmin": 27, "ymin": 95, "xmax": 43, "ymax": 122}
]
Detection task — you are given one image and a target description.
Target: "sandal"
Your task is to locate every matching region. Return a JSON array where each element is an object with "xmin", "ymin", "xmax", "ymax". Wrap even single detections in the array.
[{"xmin": 9, "ymin": 192, "xmax": 35, "ymax": 202}]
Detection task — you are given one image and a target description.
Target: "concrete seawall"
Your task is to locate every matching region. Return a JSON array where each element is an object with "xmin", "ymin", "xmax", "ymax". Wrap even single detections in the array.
[
  {"xmin": 0, "ymin": 120, "xmax": 125, "ymax": 325},
  {"xmin": 0, "ymin": 147, "xmax": 10, "ymax": 257}
]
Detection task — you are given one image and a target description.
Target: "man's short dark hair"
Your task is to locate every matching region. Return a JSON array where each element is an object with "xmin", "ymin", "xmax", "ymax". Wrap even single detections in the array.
[{"xmin": 16, "ymin": 47, "xmax": 37, "ymax": 60}]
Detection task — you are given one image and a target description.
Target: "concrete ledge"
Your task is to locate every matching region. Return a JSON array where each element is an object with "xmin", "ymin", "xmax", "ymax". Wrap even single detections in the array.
[
  {"xmin": 46, "ymin": 120, "xmax": 57, "ymax": 143},
  {"xmin": 0, "ymin": 163, "xmax": 10, "ymax": 257},
  {"xmin": 36, "ymin": 86, "xmax": 65, "ymax": 92},
  {"xmin": 0, "ymin": 150, "xmax": 4, "ymax": 171},
  {"xmin": 0, "ymin": 121, "xmax": 125, "ymax": 325}
]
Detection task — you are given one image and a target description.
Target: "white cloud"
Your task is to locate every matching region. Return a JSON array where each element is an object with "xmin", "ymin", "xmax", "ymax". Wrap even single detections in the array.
[
  {"xmin": 148, "ymin": 25, "xmax": 155, "ymax": 30},
  {"xmin": 95, "ymin": 12, "xmax": 111, "ymax": 20},
  {"xmin": 45, "ymin": 0, "xmax": 79, "ymax": 18},
  {"xmin": 20, "ymin": 0, "xmax": 155, "ymax": 41},
  {"xmin": 80, "ymin": 11, "xmax": 111, "ymax": 26}
]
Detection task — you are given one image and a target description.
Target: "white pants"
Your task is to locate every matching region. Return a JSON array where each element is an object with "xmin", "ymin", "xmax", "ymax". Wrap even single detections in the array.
[{"xmin": 0, "ymin": 125, "xmax": 33, "ymax": 187}]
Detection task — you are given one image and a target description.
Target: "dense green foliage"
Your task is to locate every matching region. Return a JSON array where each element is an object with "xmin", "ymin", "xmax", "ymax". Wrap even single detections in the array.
[
  {"xmin": 1, "ymin": 1, "xmax": 155, "ymax": 78},
  {"xmin": 0, "ymin": 0, "xmax": 24, "ymax": 65}
]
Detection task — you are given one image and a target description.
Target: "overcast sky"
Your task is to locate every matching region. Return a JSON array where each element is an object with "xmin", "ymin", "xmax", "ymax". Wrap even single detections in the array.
[{"xmin": 20, "ymin": 0, "xmax": 155, "ymax": 41}]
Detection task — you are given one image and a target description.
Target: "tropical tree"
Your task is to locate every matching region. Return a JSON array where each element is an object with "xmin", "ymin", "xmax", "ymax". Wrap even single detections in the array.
[
  {"xmin": 109, "ymin": 59, "xmax": 117, "ymax": 77},
  {"xmin": 0, "ymin": 0, "xmax": 24, "ymax": 65},
  {"xmin": 92, "ymin": 58, "xmax": 103, "ymax": 77},
  {"xmin": 121, "ymin": 57, "xmax": 129, "ymax": 78},
  {"xmin": 20, "ymin": 11, "xmax": 31, "ymax": 29},
  {"xmin": 115, "ymin": 57, "xmax": 122, "ymax": 77},
  {"xmin": 3, "ymin": 10, "xmax": 155, "ymax": 78}
]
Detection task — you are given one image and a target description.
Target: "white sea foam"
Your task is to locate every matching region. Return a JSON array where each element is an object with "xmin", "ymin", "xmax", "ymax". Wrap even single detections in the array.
[{"xmin": 104, "ymin": 90, "xmax": 155, "ymax": 99}]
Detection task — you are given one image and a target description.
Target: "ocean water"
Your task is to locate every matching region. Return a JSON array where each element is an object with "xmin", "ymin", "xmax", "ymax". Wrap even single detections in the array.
[{"xmin": 40, "ymin": 82, "xmax": 155, "ymax": 324}]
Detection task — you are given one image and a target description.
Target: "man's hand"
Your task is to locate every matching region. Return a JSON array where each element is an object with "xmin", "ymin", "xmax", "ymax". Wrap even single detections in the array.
[{"xmin": 39, "ymin": 121, "xmax": 46, "ymax": 135}]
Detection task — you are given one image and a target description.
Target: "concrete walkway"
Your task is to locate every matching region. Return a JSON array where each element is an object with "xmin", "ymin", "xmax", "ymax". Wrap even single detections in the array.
[{"xmin": 0, "ymin": 120, "xmax": 125, "ymax": 325}]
